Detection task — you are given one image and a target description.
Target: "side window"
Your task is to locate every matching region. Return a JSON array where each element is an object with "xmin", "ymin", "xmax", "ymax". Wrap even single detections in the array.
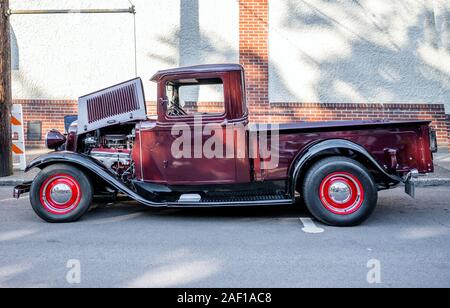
[{"xmin": 165, "ymin": 78, "xmax": 225, "ymax": 117}]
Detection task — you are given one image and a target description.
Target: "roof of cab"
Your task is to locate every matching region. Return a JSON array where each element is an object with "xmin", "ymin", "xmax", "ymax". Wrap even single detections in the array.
[{"xmin": 150, "ymin": 63, "xmax": 244, "ymax": 81}]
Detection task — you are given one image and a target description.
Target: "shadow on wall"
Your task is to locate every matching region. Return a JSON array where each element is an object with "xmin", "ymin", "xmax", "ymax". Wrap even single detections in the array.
[
  {"xmin": 179, "ymin": 0, "xmax": 200, "ymax": 101},
  {"xmin": 10, "ymin": 26, "xmax": 19, "ymax": 70},
  {"xmin": 146, "ymin": 0, "xmax": 449, "ymax": 123},
  {"xmin": 147, "ymin": 0, "xmax": 237, "ymax": 67},
  {"xmin": 147, "ymin": 0, "xmax": 242, "ymax": 103},
  {"xmin": 269, "ymin": 0, "xmax": 450, "ymax": 108},
  {"xmin": 146, "ymin": 0, "xmax": 294, "ymax": 110}
]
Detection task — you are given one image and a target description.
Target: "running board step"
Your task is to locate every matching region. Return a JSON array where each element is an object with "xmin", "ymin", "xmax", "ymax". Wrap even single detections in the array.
[
  {"xmin": 172, "ymin": 193, "xmax": 292, "ymax": 207},
  {"xmin": 201, "ymin": 194, "xmax": 290, "ymax": 203}
]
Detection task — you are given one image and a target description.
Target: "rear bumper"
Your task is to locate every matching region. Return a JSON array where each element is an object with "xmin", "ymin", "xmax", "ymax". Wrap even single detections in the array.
[
  {"xmin": 404, "ymin": 169, "xmax": 419, "ymax": 198},
  {"xmin": 13, "ymin": 181, "xmax": 32, "ymax": 199}
]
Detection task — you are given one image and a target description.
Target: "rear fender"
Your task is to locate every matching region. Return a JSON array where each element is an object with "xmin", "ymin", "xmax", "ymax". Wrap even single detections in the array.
[
  {"xmin": 26, "ymin": 151, "xmax": 166, "ymax": 207},
  {"xmin": 290, "ymin": 139, "xmax": 402, "ymax": 196}
]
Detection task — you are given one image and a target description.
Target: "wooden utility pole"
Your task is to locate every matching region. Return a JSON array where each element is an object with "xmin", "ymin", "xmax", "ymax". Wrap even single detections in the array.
[{"xmin": 0, "ymin": 0, "xmax": 12, "ymax": 177}]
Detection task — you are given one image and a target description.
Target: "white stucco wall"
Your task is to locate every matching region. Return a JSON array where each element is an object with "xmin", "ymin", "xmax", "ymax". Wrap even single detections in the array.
[
  {"xmin": 269, "ymin": 0, "xmax": 450, "ymax": 111},
  {"xmin": 10, "ymin": 0, "xmax": 239, "ymax": 101}
]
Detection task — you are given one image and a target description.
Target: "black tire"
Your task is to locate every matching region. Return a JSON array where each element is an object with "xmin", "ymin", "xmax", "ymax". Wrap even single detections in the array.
[
  {"xmin": 30, "ymin": 164, "xmax": 93, "ymax": 223},
  {"xmin": 302, "ymin": 156, "xmax": 378, "ymax": 226}
]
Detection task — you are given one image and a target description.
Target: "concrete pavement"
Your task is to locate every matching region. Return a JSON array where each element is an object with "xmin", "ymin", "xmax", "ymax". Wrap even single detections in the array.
[{"xmin": 0, "ymin": 185, "xmax": 449, "ymax": 287}]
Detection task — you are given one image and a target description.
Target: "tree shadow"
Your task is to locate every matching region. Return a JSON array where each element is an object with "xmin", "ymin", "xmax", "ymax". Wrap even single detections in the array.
[
  {"xmin": 271, "ymin": 0, "xmax": 450, "ymax": 110},
  {"xmin": 147, "ymin": 0, "xmax": 239, "ymax": 103},
  {"xmin": 146, "ymin": 0, "xmax": 449, "ymax": 123}
]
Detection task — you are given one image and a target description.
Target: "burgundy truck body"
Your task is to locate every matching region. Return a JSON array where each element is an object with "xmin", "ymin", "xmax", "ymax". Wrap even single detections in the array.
[{"xmin": 15, "ymin": 64, "xmax": 437, "ymax": 225}]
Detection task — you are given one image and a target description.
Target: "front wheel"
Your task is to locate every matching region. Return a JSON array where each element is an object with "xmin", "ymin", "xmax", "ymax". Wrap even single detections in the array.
[
  {"xmin": 30, "ymin": 164, "xmax": 93, "ymax": 223},
  {"xmin": 302, "ymin": 157, "xmax": 378, "ymax": 226}
]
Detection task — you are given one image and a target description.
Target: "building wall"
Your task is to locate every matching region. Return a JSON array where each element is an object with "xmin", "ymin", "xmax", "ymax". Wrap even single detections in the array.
[
  {"xmin": 10, "ymin": 0, "xmax": 239, "ymax": 100},
  {"xmin": 9, "ymin": 0, "xmax": 449, "ymax": 148},
  {"xmin": 18, "ymin": 99, "xmax": 448, "ymax": 148},
  {"xmin": 269, "ymin": 0, "xmax": 450, "ymax": 111}
]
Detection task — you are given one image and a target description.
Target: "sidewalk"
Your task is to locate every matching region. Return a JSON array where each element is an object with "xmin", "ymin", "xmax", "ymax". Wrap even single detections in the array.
[
  {"xmin": 1, "ymin": 148, "xmax": 450, "ymax": 187},
  {"xmin": 423, "ymin": 149, "xmax": 450, "ymax": 187},
  {"xmin": 0, "ymin": 148, "xmax": 49, "ymax": 186}
]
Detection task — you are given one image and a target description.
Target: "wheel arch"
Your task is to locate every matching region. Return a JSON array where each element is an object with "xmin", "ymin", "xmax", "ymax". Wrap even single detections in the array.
[
  {"xmin": 290, "ymin": 139, "xmax": 401, "ymax": 196},
  {"xmin": 27, "ymin": 152, "xmax": 116, "ymax": 191},
  {"xmin": 26, "ymin": 151, "xmax": 164, "ymax": 207},
  {"xmin": 32, "ymin": 161, "xmax": 109, "ymax": 194}
]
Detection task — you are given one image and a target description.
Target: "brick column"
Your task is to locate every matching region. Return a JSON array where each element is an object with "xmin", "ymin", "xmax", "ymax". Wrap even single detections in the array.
[
  {"xmin": 446, "ymin": 115, "xmax": 450, "ymax": 152},
  {"xmin": 239, "ymin": 0, "xmax": 269, "ymax": 121}
]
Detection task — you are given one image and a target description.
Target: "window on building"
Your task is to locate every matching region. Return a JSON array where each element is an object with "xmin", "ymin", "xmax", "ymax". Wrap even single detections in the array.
[{"xmin": 27, "ymin": 121, "xmax": 42, "ymax": 141}]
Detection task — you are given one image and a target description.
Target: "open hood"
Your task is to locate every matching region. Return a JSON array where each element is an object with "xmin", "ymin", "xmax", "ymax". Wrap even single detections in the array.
[{"xmin": 77, "ymin": 78, "xmax": 147, "ymax": 135}]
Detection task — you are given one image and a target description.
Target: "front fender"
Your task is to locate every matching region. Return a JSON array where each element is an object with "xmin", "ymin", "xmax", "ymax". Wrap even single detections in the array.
[
  {"xmin": 27, "ymin": 151, "xmax": 105, "ymax": 172},
  {"xmin": 290, "ymin": 139, "xmax": 402, "ymax": 195},
  {"xmin": 26, "ymin": 151, "xmax": 166, "ymax": 207}
]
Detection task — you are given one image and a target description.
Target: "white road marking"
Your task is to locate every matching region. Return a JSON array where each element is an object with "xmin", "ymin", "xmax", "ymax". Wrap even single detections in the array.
[
  {"xmin": 0, "ymin": 263, "xmax": 31, "ymax": 286},
  {"xmin": 127, "ymin": 260, "xmax": 221, "ymax": 288},
  {"xmin": 299, "ymin": 217, "xmax": 325, "ymax": 234},
  {"xmin": 86, "ymin": 212, "xmax": 145, "ymax": 225},
  {"xmin": 0, "ymin": 229, "xmax": 37, "ymax": 242},
  {"xmin": 0, "ymin": 196, "xmax": 27, "ymax": 203}
]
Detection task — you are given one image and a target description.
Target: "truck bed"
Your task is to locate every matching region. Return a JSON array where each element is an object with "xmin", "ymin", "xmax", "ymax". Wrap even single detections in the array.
[
  {"xmin": 250, "ymin": 119, "xmax": 434, "ymax": 181},
  {"xmin": 250, "ymin": 119, "xmax": 431, "ymax": 132}
]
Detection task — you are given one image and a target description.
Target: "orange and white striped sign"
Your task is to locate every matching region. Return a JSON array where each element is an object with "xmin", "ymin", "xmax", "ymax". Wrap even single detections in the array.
[{"xmin": 11, "ymin": 104, "xmax": 26, "ymax": 170}]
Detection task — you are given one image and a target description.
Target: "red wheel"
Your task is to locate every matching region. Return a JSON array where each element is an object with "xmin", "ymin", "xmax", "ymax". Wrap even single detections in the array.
[
  {"xmin": 302, "ymin": 157, "xmax": 378, "ymax": 226},
  {"xmin": 319, "ymin": 172, "xmax": 364, "ymax": 215},
  {"xmin": 39, "ymin": 174, "xmax": 82, "ymax": 215},
  {"xmin": 30, "ymin": 164, "xmax": 93, "ymax": 223}
]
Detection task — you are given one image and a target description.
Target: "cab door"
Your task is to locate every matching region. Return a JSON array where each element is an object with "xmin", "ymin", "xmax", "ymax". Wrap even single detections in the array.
[{"xmin": 154, "ymin": 73, "xmax": 237, "ymax": 185}]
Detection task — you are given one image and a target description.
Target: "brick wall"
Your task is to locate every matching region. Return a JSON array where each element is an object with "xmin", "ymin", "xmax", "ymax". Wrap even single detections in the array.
[
  {"xmin": 263, "ymin": 102, "xmax": 448, "ymax": 145},
  {"xmin": 16, "ymin": 99, "xmax": 78, "ymax": 148},
  {"xmin": 14, "ymin": 0, "xmax": 449, "ymax": 149},
  {"xmin": 16, "ymin": 99, "xmax": 448, "ymax": 147},
  {"xmin": 447, "ymin": 115, "xmax": 450, "ymax": 152},
  {"xmin": 17, "ymin": 99, "xmax": 157, "ymax": 147},
  {"xmin": 239, "ymin": 0, "xmax": 269, "ymax": 117}
]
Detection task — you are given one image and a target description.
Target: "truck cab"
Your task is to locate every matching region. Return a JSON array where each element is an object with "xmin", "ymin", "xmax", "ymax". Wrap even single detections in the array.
[{"xmin": 135, "ymin": 64, "xmax": 250, "ymax": 185}]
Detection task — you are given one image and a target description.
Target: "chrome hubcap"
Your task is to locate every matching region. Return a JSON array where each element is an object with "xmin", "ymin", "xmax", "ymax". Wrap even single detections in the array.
[
  {"xmin": 328, "ymin": 181, "xmax": 351, "ymax": 204},
  {"xmin": 50, "ymin": 183, "xmax": 73, "ymax": 205}
]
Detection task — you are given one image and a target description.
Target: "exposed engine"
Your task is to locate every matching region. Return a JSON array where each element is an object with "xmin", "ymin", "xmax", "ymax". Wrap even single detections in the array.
[{"xmin": 83, "ymin": 129, "xmax": 136, "ymax": 182}]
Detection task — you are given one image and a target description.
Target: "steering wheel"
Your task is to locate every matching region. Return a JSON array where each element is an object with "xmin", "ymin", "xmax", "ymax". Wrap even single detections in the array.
[{"xmin": 168, "ymin": 103, "xmax": 187, "ymax": 116}]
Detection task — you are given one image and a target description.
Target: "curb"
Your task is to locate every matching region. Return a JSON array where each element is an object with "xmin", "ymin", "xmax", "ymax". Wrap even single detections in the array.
[
  {"xmin": 0, "ymin": 179, "xmax": 31, "ymax": 186},
  {"xmin": 414, "ymin": 178, "xmax": 450, "ymax": 187}
]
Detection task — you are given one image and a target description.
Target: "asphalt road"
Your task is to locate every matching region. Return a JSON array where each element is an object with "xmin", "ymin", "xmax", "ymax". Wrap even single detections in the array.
[{"xmin": 0, "ymin": 186, "xmax": 449, "ymax": 288}]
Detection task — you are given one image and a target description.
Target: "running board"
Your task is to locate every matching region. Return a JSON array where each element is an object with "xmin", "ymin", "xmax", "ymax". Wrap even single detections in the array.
[{"xmin": 171, "ymin": 193, "xmax": 293, "ymax": 207}]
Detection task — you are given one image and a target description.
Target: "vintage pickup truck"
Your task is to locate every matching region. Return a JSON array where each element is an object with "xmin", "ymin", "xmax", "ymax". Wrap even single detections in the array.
[{"xmin": 14, "ymin": 64, "xmax": 437, "ymax": 226}]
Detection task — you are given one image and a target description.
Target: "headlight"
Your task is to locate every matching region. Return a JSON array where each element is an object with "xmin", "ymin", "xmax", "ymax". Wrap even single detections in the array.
[{"xmin": 45, "ymin": 129, "xmax": 66, "ymax": 150}]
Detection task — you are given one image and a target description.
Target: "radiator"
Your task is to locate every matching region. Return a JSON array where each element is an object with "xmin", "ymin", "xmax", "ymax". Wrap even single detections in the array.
[{"xmin": 77, "ymin": 78, "xmax": 147, "ymax": 134}]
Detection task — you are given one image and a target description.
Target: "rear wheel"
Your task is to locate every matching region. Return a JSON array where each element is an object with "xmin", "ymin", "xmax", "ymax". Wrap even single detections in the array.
[
  {"xmin": 302, "ymin": 156, "xmax": 378, "ymax": 226},
  {"xmin": 30, "ymin": 164, "xmax": 93, "ymax": 223}
]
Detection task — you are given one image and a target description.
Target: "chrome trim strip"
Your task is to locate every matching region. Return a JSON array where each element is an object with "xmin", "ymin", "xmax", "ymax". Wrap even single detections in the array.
[{"xmin": 138, "ymin": 126, "xmax": 144, "ymax": 180}]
